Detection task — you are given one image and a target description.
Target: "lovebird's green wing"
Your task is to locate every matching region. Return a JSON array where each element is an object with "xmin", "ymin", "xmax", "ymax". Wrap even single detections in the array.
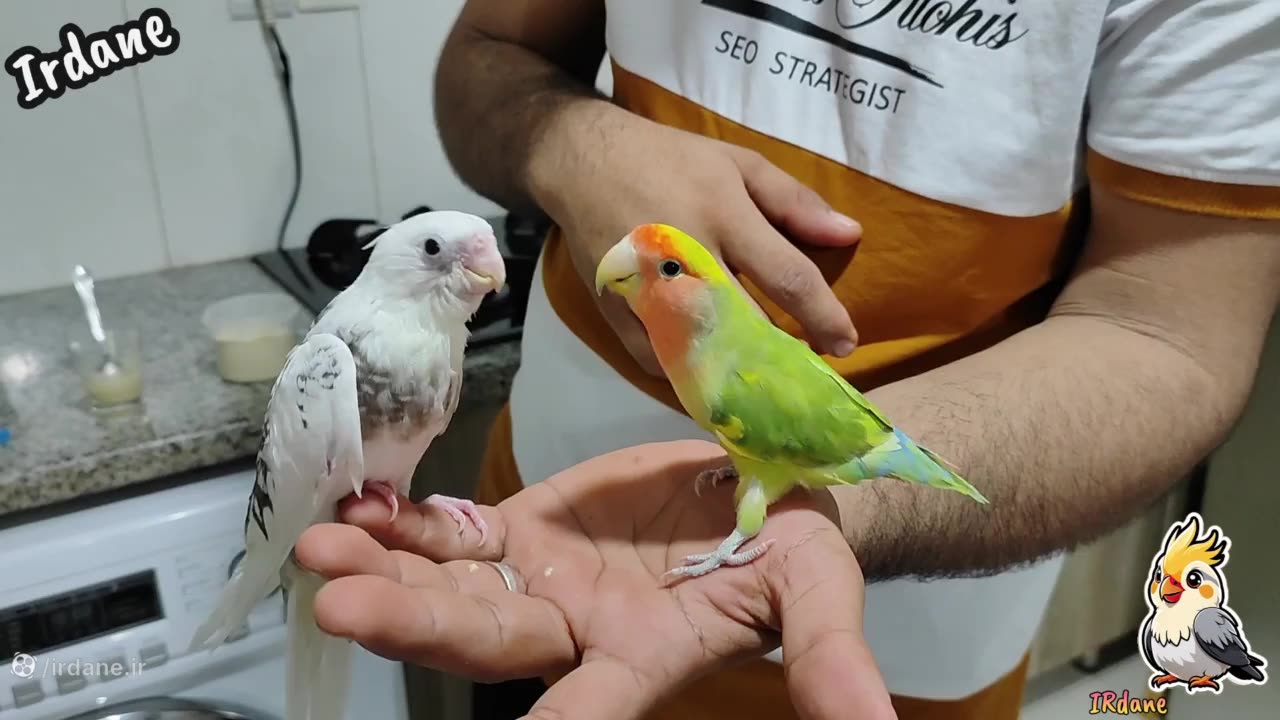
[
  {"xmin": 702, "ymin": 330, "xmax": 894, "ymax": 471},
  {"xmin": 702, "ymin": 328, "xmax": 988, "ymax": 502}
]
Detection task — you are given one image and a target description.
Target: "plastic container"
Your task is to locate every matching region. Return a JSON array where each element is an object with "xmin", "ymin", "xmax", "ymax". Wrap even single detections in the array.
[
  {"xmin": 68, "ymin": 326, "xmax": 145, "ymax": 408},
  {"xmin": 202, "ymin": 293, "xmax": 304, "ymax": 383}
]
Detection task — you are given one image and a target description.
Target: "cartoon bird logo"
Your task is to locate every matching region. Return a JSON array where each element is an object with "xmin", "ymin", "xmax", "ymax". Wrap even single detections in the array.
[{"xmin": 1139, "ymin": 512, "xmax": 1267, "ymax": 694}]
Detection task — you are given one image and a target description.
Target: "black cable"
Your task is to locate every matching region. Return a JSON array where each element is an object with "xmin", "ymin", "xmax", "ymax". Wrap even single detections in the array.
[{"xmin": 266, "ymin": 24, "xmax": 302, "ymax": 253}]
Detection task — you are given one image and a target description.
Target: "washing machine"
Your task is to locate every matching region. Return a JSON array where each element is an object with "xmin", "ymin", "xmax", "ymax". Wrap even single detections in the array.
[{"xmin": 0, "ymin": 467, "xmax": 410, "ymax": 720}]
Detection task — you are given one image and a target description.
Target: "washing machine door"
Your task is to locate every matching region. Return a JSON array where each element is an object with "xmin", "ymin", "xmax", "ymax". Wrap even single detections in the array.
[{"xmin": 63, "ymin": 697, "xmax": 276, "ymax": 720}]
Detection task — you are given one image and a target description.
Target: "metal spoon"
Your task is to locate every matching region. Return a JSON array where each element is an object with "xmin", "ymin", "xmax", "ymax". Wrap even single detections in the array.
[{"xmin": 71, "ymin": 265, "xmax": 122, "ymax": 377}]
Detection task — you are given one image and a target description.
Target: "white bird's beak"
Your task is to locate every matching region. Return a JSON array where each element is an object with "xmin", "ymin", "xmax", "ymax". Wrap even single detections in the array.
[
  {"xmin": 595, "ymin": 235, "xmax": 641, "ymax": 297},
  {"xmin": 461, "ymin": 233, "xmax": 507, "ymax": 294},
  {"xmin": 463, "ymin": 267, "xmax": 504, "ymax": 293}
]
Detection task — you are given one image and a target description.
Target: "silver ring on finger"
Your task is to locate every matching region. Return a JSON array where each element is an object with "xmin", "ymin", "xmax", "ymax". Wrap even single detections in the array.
[{"xmin": 485, "ymin": 560, "xmax": 521, "ymax": 593}]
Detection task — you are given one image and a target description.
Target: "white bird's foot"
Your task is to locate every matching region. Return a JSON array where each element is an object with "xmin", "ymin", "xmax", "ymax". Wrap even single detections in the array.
[
  {"xmin": 361, "ymin": 480, "xmax": 401, "ymax": 522},
  {"xmin": 662, "ymin": 529, "xmax": 774, "ymax": 582},
  {"xmin": 694, "ymin": 465, "xmax": 738, "ymax": 497},
  {"xmin": 426, "ymin": 494, "xmax": 489, "ymax": 545}
]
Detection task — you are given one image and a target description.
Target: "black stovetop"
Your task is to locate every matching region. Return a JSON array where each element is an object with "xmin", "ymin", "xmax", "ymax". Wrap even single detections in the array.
[{"xmin": 252, "ymin": 210, "xmax": 546, "ymax": 351}]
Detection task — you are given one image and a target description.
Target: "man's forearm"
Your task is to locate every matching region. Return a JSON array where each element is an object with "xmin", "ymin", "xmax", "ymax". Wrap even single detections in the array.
[
  {"xmin": 838, "ymin": 313, "xmax": 1268, "ymax": 582},
  {"xmin": 434, "ymin": 22, "xmax": 612, "ymax": 216}
]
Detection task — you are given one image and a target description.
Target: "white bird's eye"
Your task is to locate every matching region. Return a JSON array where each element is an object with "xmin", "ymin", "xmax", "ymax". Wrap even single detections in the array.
[
  {"xmin": 1186, "ymin": 569, "xmax": 1203, "ymax": 589},
  {"xmin": 658, "ymin": 259, "xmax": 683, "ymax": 278},
  {"xmin": 424, "ymin": 237, "xmax": 442, "ymax": 256}
]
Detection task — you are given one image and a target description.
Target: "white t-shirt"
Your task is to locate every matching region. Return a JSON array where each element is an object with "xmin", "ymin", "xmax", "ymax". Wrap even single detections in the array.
[{"xmin": 601, "ymin": 0, "xmax": 1280, "ymax": 214}]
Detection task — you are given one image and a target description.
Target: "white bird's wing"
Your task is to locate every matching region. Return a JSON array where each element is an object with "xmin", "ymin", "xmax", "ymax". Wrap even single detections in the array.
[
  {"xmin": 189, "ymin": 333, "xmax": 363, "ymax": 651},
  {"xmin": 436, "ymin": 367, "xmax": 462, "ymax": 436},
  {"xmin": 245, "ymin": 332, "xmax": 364, "ymax": 558}
]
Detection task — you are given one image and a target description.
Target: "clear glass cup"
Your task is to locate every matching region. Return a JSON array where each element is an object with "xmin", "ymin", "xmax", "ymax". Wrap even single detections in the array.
[{"xmin": 69, "ymin": 327, "xmax": 144, "ymax": 408}]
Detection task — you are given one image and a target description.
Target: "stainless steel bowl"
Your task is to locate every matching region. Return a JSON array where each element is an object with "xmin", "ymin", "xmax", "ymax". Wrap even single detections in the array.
[{"xmin": 63, "ymin": 697, "xmax": 273, "ymax": 720}]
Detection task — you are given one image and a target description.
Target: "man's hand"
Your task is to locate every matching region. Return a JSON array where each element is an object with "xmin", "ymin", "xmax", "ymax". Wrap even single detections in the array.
[
  {"xmin": 296, "ymin": 441, "xmax": 896, "ymax": 720},
  {"xmin": 532, "ymin": 109, "xmax": 863, "ymax": 375},
  {"xmin": 436, "ymin": 1, "xmax": 861, "ymax": 377}
]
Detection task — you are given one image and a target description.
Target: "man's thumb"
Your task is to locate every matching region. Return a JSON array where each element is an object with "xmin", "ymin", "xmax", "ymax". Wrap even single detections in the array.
[
  {"xmin": 730, "ymin": 148, "xmax": 862, "ymax": 248},
  {"xmin": 598, "ymin": 296, "xmax": 667, "ymax": 377}
]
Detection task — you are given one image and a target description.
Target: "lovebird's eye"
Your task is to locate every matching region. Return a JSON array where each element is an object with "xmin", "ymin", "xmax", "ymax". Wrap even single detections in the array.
[
  {"xmin": 659, "ymin": 259, "xmax": 683, "ymax": 278},
  {"xmin": 1186, "ymin": 569, "xmax": 1203, "ymax": 588},
  {"xmin": 424, "ymin": 237, "xmax": 441, "ymax": 256}
]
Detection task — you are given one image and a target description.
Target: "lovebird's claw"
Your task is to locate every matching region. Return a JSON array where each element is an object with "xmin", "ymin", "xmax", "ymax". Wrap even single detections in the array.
[
  {"xmin": 663, "ymin": 529, "xmax": 774, "ymax": 581},
  {"xmin": 426, "ymin": 494, "xmax": 489, "ymax": 545},
  {"xmin": 694, "ymin": 465, "xmax": 738, "ymax": 497},
  {"xmin": 362, "ymin": 481, "xmax": 400, "ymax": 522}
]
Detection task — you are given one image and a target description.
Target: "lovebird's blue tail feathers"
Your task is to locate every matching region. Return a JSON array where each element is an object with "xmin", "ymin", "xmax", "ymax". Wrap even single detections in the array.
[{"xmin": 849, "ymin": 429, "xmax": 989, "ymax": 504}]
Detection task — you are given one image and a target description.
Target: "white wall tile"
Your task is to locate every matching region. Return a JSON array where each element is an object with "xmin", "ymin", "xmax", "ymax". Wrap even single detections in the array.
[
  {"xmin": 0, "ymin": 0, "xmax": 169, "ymax": 295},
  {"xmin": 127, "ymin": 0, "xmax": 378, "ymax": 265},
  {"xmin": 359, "ymin": 0, "xmax": 499, "ymax": 221},
  {"xmin": 359, "ymin": 1, "xmax": 613, "ymax": 222}
]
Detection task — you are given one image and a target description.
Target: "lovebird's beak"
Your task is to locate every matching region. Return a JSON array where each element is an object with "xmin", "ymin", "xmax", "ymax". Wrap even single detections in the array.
[
  {"xmin": 595, "ymin": 235, "xmax": 641, "ymax": 297},
  {"xmin": 1160, "ymin": 575, "xmax": 1184, "ymax": 604}
]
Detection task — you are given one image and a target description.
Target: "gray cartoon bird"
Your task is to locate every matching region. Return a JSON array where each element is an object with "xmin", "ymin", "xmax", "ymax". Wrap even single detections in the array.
[{"xmin": 1140, "ymin": 513, "xmax": 1267, "ymax": 693}]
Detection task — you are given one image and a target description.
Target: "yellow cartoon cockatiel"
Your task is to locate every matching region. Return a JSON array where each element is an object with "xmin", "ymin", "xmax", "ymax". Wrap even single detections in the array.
[{"xmin": 1140, "ymin": 513, "xmax": 1267, "ymax": 693}]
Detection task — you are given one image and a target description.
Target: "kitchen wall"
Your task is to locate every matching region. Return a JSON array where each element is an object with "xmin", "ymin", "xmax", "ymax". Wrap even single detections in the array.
[
  {"xmin": 0, "ymin": 0, "xmax": 613, "ymax": 296},
  {"xmin": 1168, "ymin": 310, "xmax": 1280, "ymax": 719}
]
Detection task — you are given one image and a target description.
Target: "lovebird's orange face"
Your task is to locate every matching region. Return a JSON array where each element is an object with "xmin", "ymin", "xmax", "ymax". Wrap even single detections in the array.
[{"xmin": 594, "ymin": 224, "xmax": 728, "ymax": 323}]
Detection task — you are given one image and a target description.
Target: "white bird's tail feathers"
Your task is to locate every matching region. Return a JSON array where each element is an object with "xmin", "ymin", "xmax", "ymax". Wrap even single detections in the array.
[
  {"xmin": 187, "ymin": 546, "xmax": 284, "ymax": 652},
  {"xmin": 189, "ymin": 560, "xmax": 351, "ymax": 720},
  {"xmin": 286, "ymin": 569, "xmax": 352, "ymax": 720}
]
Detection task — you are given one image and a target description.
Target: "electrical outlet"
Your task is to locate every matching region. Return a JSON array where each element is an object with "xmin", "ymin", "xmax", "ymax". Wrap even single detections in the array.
[
  {"xmin": 228, "ymin": 0, "xmax": 298, "ymax": 21},
  {"xmin": 297, "ymin": 0, "xmax": 359, "ymax": 11}
]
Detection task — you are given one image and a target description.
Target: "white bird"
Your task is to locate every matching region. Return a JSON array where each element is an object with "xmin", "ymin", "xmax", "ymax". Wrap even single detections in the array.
[{"xmin": 187, "ymin": 210, "xmax": 507, "ymax": 720}]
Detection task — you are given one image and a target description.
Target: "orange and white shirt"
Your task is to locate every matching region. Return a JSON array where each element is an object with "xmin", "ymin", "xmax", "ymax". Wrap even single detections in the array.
[{"xmin": 506, "ymin": 0, "xmax": 1280, "ymax": 699}]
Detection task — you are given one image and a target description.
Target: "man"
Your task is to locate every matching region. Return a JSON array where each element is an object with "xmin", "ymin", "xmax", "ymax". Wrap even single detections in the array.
[{"xmin": 298, "ymin": 1, "xmax": 1280, "ymax": 718}]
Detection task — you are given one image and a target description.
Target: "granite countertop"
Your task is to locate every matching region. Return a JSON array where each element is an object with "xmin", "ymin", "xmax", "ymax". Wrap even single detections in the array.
[{"xmin": 0, "ymin": 260, "xmax": 520, "ymax": 517}]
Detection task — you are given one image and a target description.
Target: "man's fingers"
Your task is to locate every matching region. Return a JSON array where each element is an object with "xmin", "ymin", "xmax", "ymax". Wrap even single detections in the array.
[
  {"xmin": 297, "ymin": 523, "xmax": 405, "ymax": 581},
  {"xmin": 731, "ymin": 147, "xmax": 862, "ymax": 246},
  {"xmin": 337, "ymin": 493, "xmax": 506, "ymax": 562},
  {"xmin": 297, "ymin": 523, "xmax": 473, "ymax": 590},
  {"xmin": 723, "ymin": 147, "xmax": 860, "ymax": 356},
  {"xmin": 568, "ymin": 234, "xmax": 665, "ymax": 376},
  {"xmin": 721, "ymin": 218, "xmax": 859, "ymax": 357},
  {"xmin": 315, "ymin": 574, "xmax": 579, "ymax": 683},
  {"xmin": 785, "ymin": 630, "xmax": 896, "ymax": 720},
  {"xmin": 596, "ymin": 295, "xmax": 666, "ymax": 376},
  {"xmin": 773, "ymin": 533, "xmax": 896, "ymax": 720},
  {"xmin": 520, "ymin": 657, "xmax": 656, "ymax": 720}
]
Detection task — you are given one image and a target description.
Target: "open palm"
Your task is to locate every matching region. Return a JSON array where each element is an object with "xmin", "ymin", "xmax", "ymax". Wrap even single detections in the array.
[{"xmin": 297, "ymin": 439, "xmax": 896, "ymax": 720}]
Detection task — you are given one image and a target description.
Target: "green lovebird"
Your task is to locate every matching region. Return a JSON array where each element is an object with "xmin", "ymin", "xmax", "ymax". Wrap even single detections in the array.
[{"xmin": 594, "ymin": 223, "xmax": 989, "ymax": 580}]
